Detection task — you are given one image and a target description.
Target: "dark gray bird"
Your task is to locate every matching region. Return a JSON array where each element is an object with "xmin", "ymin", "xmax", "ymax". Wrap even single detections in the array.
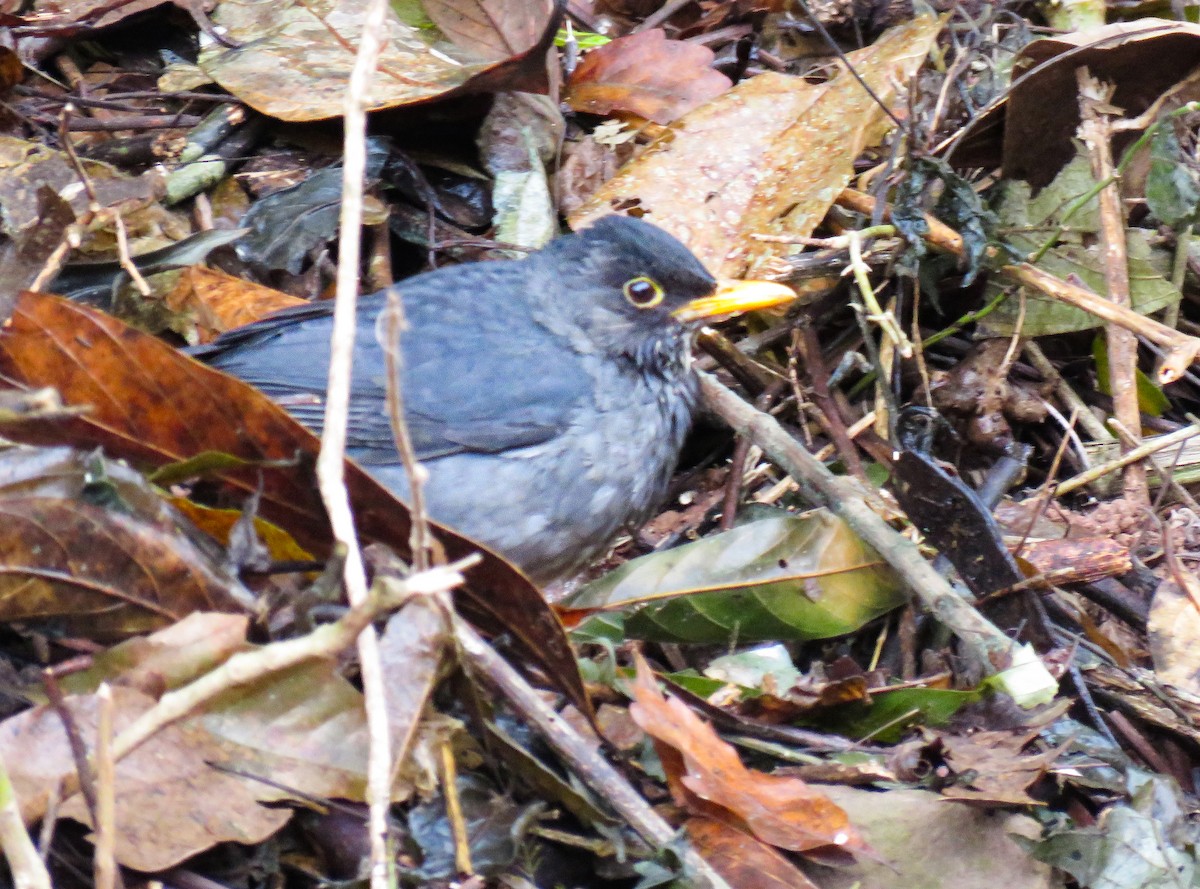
[{"xmin": 196, "ymin": 216, "xmax": 794, "ymax": 584}]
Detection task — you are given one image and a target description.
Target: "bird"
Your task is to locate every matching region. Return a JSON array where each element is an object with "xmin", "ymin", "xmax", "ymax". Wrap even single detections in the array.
[{"xmin": 194, "ymin": 215, "xmax": 795, "ymax": 584}]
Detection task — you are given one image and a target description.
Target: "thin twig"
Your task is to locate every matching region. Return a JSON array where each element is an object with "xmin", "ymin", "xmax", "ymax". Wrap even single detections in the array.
[
  {"xmin": 0, "ymin": 752, "xmax": 51, "ymax": 889},
  {"xmin": 323, "ymin": 0, "xmax": 397, "ymax": 885},
  {"xmin": 1055, "ymin": 423, "xmax": 1200, "ymax": 495},
  {"xmin": 93, "ymin": 684, "xmax": 117, "ymax": 889},
  {"xmin": 381, "ymin": 293, "xmax": 437, "ymax": 571},
  {"xmin": 451, "ymin": 614, "xmax": 733, "ymax": 889}
]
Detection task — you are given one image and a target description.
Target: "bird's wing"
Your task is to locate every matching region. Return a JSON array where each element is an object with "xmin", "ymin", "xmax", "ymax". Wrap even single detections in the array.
[{"xmin": 196, "ymin": 270, "xmax": 592, "ymax": 462}]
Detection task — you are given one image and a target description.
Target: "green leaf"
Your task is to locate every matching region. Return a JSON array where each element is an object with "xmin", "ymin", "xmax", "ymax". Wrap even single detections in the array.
[
  {"xmin": 1146, "ymin": 125, "xmax": 1200, "ymax": 227},
  {"xmin": 1092, "ymin": 334, "xmax": 1170, "ymax": 417},
  {"xmin": 565, "ymin": 510, "xmax": 905, "ymax": 644},
  {"xmin": 794, "ymin": 686, "xmax": 982, "ymax": 742}
]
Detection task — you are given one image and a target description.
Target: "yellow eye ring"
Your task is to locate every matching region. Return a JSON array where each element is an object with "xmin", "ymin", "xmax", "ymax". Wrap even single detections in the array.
[{"xmin": 623, "ymin": 276, "xmax": 664, "ymax": 308}]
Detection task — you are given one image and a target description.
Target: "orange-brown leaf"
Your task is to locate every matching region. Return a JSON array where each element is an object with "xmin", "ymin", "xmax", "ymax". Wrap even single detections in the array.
[
  {"xmin": 629, "ymin": 654, "xmax": 865, "ymax": 854},
  {"xmin": 565, "ymin": 29, "xmax": 731, "ymax": 124},
  {"xmin": 689, "ymin": 817, "xmax": 821, "ymax": 889},
  {"xmin": 165, "ymin": 267, "xmax": 309, "ymax": 344}
]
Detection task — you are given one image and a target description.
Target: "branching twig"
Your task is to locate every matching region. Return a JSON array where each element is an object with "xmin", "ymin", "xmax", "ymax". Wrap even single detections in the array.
[{"xmin": 20, "ymin": 559, "xmax": 474, "ymax": 824}]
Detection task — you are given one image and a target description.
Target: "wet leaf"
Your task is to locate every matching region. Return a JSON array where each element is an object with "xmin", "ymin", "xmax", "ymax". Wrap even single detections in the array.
[
  {"xmin": 199, "ymin": 0, "xmax": 558, "ymax": 122},
  {"xmin": 564, "ymin": 511, "xmax": 904, "ymax": 644},
  {"xmin": 0, "ymin": 291, "xmax": 591, "ymax": 718},
  {"xmin": 571, "ymin": 15, "xmax": 943, "ymax": 277},
  {"xmin": 564, "ymin": 29, "xmax": 731, "ymax": 124}
]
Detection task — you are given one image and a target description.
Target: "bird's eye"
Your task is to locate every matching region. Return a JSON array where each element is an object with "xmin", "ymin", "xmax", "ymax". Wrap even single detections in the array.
[{"xmin": 622, "ymin": 276, "xmax": 664, "ymax": 308}]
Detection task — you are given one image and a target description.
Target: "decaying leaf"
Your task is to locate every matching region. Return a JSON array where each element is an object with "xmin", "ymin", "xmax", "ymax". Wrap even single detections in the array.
[
  {"xmin": 0, "ymin": 685, "xmax": 291, "ymax": 872},
  {"xmin": 564, "ymin": 28, "xmax": 731, "ymax": 124},
  {"xmin": 165, "ymin": 266, "xmax": 308, "ymax": 344},
  {"xmin": 0, "ymin": 446, "xmax": 251, "ymax": 641},
  {"xmin": 199, "ymin": 0, "xmax": 558, "ymax": 122},
  {"xmin": 570, "ymin": 15, "xmax": 943, "ymax": 276}
]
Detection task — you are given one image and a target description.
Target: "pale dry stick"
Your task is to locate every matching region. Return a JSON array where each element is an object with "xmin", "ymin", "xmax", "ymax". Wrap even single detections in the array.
[
  {"xmin": 0, "ymin": 752, "xmax": 50, "ymax": 889},
  {"xmin": 57, "ymin": 106, "xmax": 151, "ymax": 297},
  {"xmin": 93, "ymin": 684, "xmax": 116, "ymax": 889},
  {"xmin": 835, "ymin": 189, "xmax": 1200, "ymax": 383},
  {"xmin": 322, "ymin": 0, "xmax": 395, "ymax": 885},
  {"xmin": 381, "ymin": 293, "xmax": 437, "ymax": 571},
  {"xmin": 846, "ymin": 228, "xmax": 912, "ymax": 357},
  {"xmin": 699, "ymin": 372, "xmax": 1046, "ymax": 679},
  {"xmin": 1077, "ymin": 68, "xmax": 1147, "ymax": 507},
  {"xmin": 1055, "ymin": 423, "xmax": 1200, "ymax": 496},
  {"xmin": 438, "ymin": 741, "xmax": 472, "ymax": 875},
  {"xmin": 22, "ymin": 561, "xmax": 475, "ymax": 826},
  {"xmin": 1023, "ymin": 341, "xmax": 1113, "ymax": 444},
  {"xmin": 451, "ymin": 614, "xmax": 734, "ymax": 889},
  {"xmin": 1108, "ymin": 418, "xmax": 1200, "ymax": 512},
  {"xmin": 755, "ymin": 411, "xmax": 878, "ymax": 504}
]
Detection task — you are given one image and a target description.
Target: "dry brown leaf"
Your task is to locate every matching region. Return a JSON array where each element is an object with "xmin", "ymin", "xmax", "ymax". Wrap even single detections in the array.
[
  {"xmin": 0, "ymin": 446, "xmax": 250, "ymax": 642},
  {"xmin": 931, "ymin": 729, "xmax": 1065, "ymax": 805},
  {"xmin": 165, "ymin": 266, "xmax": 309, "ymax": 344},
  {"xmin": 564, "ymin": 29, "xmax": 732, "ymax": 124},
  {"xmin": 570, "ymin": 15, "xmax": 942, "ymax": 277},
  {"xmin": 0, "ymin": 686, "xmax": 290, "ymax": 871},
  {"xmin": 688, "ymin": 817, "xmax": 821, "ymax": 889},
  {"xmin": 629, "ymin": 654, "xmax": 866, "ymax": 854},
  {"xmin": 424, "ymin": 0, "xmax": 555, "ymax": 60},
  {"xmin": 1149, "ymin": 577, "xmax": 1200, "ymax": 693},
  {"xmin": 949, "ymin": 19, "xmax": 1200, "ymax": 188}
]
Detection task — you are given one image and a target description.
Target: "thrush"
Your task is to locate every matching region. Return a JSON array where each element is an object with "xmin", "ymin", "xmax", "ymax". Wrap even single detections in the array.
[{"xmin": 196, "ymin": 216, "xmax": 794, "ymax": 583}]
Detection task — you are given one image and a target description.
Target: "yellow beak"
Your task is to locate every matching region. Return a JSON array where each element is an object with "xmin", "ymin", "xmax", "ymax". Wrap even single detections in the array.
[{"xmin": 671, "ymin": 279, "xmax": 797, "ymax": 324}]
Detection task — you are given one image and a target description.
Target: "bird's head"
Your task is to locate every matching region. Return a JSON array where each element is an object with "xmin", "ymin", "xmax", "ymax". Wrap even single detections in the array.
[{"xmin": 536, "ymin": 215, "xmax": 796, "ymax": 370}]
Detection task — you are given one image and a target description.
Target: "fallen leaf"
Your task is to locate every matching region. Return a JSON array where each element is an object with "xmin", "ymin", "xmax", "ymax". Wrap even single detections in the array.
[
  {"xmin": 571, "ymin": 15, "xmax": 942, "ymax": 276},
  {"xmin": 199, "ymin": 0, "xmax": 558, "ymax": 122},
  {"xmin": 565, "ymin": 29, "xmax": 731, "ymax": 124},
  {"xmin": 0, "ymin": 686, "xmax": 290, "ymax": 872},
  {"xmin": 165, "ymin": 266, "xmax": 309, "ymax": 343},
  {"xmin": 0, "ymin": 446, "xmax": 251, "ymax": 641},
  {"xmin": 629, "ymin": 653, "xmax": 865, "ymax": 854},
  {"xmin": 689, "ymin": 817, "xmax": 821, "ymax": 889}
]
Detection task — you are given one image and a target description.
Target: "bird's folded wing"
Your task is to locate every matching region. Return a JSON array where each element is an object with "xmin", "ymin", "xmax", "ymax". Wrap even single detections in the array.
[{"xmin": 195, "ymin": 289, "xmax": 592, "ymax": 463}]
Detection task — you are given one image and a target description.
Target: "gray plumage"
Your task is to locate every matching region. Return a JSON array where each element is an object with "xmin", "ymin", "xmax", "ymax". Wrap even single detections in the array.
[{"xmin": 196, "ymin": 216, "xmax": 717, "ymax": 583}]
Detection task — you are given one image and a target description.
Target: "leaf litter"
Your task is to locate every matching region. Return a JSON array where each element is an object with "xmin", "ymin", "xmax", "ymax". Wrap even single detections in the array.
[{"xmin": 0, "ymin": 3, "xmax": 1198, "ymax": 888}]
